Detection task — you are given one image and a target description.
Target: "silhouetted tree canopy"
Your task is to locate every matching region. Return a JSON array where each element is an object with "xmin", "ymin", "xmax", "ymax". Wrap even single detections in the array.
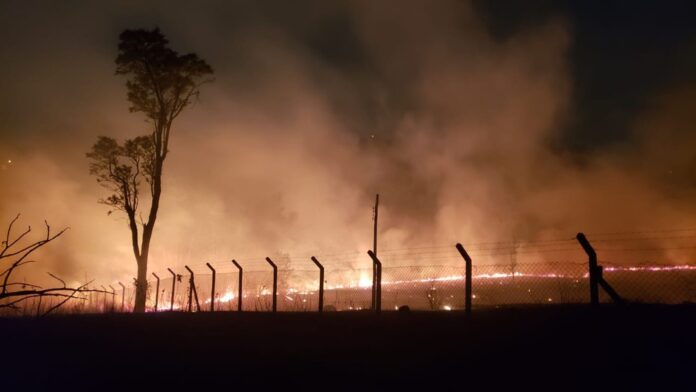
[
  {"xmin": 87, "ymin": 28, "xmax": 213, "ymax": 313},
  {"xmin": 87, "ymin": 135, "xmax": 154, "ymax": 215},
  {"xmin": 116, "ymin": 28, "xmax": 213, "ymax": 158}
]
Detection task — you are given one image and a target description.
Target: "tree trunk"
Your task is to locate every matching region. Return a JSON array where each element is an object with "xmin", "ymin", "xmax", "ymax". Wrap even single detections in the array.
[
  {"xmin": 134, "ymin": 255, "xmax": 148, "ymax": 312},
  {"xmin": 132, "ymin": 155, "xmax": 163, "ymax": 313}
]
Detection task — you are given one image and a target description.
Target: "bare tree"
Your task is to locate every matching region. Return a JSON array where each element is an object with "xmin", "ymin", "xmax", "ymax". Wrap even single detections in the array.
[
  {"xmin": 87, "ymin": 28, "xmax": 213, "ymax": 312},
  {"xmin": 0, "ymin": 214, "xmax": 102, "ymax": 315}
]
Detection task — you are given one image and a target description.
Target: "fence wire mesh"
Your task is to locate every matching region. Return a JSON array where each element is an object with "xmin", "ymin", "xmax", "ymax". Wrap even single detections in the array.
[
  {"xmin": 115, "ymin": 259, "xmax": 694, "ymax": 312},
  {"xmin": 6, "ymin": 231, "xmax": 695, "ymax": 315}
]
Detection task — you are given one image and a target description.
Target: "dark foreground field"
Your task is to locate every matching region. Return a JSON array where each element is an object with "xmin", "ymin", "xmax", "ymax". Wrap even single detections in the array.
[{"xmin": 1, "ymin": 305, "xmax": 694, "ymax": 390}]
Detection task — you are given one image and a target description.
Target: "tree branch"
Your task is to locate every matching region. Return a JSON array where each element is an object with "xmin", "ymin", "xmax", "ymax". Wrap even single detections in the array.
[
  {"xmin": 1, "ymin": 221, "xmax": 68, "ymax": 295},
  {"xmin": 0, "ymin": 260, "xmax": 37, "ymax": 277},
  {"xmin": 1, "ymin": 213, "xmax": 32, "ymax": 259},
  {"xmin": 47, "ymin": 272, "xmax": 66, "ymax": 288}
]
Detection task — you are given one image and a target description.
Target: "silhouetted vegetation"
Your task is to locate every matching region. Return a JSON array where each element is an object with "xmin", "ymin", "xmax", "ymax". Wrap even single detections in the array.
[
  {"xmin": 87, "ymin": 28, "xmax": 213, "ymax": 312},
  {"xmin": 0, "ymin": 214, "xmax": 103, "ymax": 315}
]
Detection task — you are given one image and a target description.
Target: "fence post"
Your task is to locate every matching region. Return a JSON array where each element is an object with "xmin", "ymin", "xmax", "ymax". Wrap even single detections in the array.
[
  {"xmin": 185, "ymin": 265, "xmax": 200, "ymax": 312},
  {"xmin": 367, "ymin": 250, "xmax": 382, "ymax": 313},
  {"xmin": 231, "ymin": 260, "xmax": 243, "ymax": 312},
  {"xmin": 99, "ymin": 285, "xmax": 105, "ymax": 312},
  {"xmin": 265, "ymin": 257, "xmax": 278, "ymax": 312},
  {"xmin": 206, "ymin": 262, "xmax": 216, "ymax": 312},
  {"xmin": 311, "ymin": 256, "xmax": 325, "ymax": 312},
  {"xmin": 597, "ymin": 266, "xmax": 624, "ymax": 304},
  {"xmin": 167, "ymin": 268, "xmax": 177, "ymax": 311},
  {"xmin": 456, "ymin": 243, "xmax": 473, "ymax": 316},
  {"xmin": 151, "ymin": 273, "xmax": 160, "ymax": 312},
  {"xmin": 90, "ymin": 287, "xmax": 94, "ymax": 312},
  {"xmin": 118, "ymin": 282, "xmax": 126, "ymax": 312},
  {"xmin": 108, "ymin": 285, "xmax": 116, "ymax": 312},
  {"xmin": 576, "ymin": 233, "xmax": 599, "ymax": 307},
  {"xmin": 100, "ymin": 285, "xmax": 107, "ymax": 312}
]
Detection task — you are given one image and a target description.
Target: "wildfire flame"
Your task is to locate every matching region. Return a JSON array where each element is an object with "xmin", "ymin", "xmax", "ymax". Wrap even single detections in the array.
[{"xmin": 145, "ymin": 264, "xmax": 696, "ymax": 312}]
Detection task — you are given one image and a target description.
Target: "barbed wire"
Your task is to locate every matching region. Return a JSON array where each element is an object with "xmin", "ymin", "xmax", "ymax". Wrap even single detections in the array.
[
  {"xmin": 124, "ymin": 226, "xmax": 696, "ymax": 285},
  {"xmin": 585, "ymin": 227, "xmax": 696, "ymax": 236}
]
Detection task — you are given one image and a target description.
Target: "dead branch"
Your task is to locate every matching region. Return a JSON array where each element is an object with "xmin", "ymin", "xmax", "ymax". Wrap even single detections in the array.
[
  {"xmin": 1, "ymin": 216, "xmax": 69, "ymax": 296},
  {"xmin": 4, "ymin": 282, "xmax": 42, "ymax": 289},
  {"xmin": 0, "ymin": 214, "xmax": 90, "ymax": 315},
  {"xmin": 1, "ymin": 214, "xmax": 31, "ymax": 259},
  {"xmin": 1, "ymin": 214, "xmax": 32, "ymax": 257},
  {"xmin": 1, "ymin": 285, "xmax": 109, "ymax": 311},
  {"xmin": 0, "ymin": 260, "xmax": 37, "ymax": 277},
  {"xmin": 42, "ymin": 282, "xmax": 92, "ymax": 316},
  {"xmin": 47, "ymin": 272, "xmax": 66, "ymax": 287}
]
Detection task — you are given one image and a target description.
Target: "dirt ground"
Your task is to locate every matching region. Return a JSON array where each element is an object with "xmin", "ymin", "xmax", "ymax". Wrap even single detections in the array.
[{"xmin": 1, "ymin": 304, "xmax": 694, "ymax": 390}]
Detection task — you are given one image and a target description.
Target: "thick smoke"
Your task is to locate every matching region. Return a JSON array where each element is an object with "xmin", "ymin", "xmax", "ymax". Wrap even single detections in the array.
[{"xmin": 0, "ymin": 1, "xmax": 694, "ymax": 286}]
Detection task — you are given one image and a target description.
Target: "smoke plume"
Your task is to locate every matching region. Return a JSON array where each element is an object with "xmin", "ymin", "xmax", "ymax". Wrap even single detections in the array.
[{"xmin": 1, "ymin": 1, "xmax": 694, "ymax": 286}]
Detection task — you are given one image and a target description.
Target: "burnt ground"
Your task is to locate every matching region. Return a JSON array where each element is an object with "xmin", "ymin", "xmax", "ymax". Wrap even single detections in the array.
[{"xmin": 1, "ymin": 304, "xmax": 694, "ymax": 390}]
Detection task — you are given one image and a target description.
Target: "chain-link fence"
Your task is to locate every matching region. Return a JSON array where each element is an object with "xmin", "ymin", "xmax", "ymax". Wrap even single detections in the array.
[
  {"xmin": 103, "ymin": 261, "xmax": 694, "ymax": 313},
  {"xmin": 15, "ymin": 231, "xmax": 695, "ymax": 315}
]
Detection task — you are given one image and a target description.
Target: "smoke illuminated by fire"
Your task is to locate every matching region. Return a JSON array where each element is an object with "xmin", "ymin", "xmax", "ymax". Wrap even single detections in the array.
[{"xmin": 0, "ymin": 1, "xmax": 695, "ymax": 290}]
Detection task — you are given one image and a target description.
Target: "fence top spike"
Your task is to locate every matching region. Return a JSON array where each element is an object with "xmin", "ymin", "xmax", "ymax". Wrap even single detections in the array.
[
  {"xmin": 206, "ymin": 262, "xmax": 215, "ymax": 271},
  {"xmin": 311, "ymin": 256, "xmax": 324, "ymax": 269},
  {"xmin": 265, "ymin": 257, "xmax": 277, "ymax": 268},
  {"xmin": 184, "ymin": 265, "xmax": 194, "ymax": 274},
  {"xmin": 367, "ymin": 250, "xmax": 381, "ymax": 266},
  {"xmin": 575, "ymin": 232, "xmax": 596, "ymax": 257},
  {"xmin": 455, "ymin": 243, "xmax": 472, "ymax": 262}
]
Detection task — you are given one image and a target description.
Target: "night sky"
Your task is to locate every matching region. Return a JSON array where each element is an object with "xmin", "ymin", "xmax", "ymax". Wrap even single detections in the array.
[
  {"xmin": 1, "ymin": 1, "xmax": 695, "ymax": 283},
  {"xmin": 477, "ymin": 0, "xmax": 696, "ymax": 151}
]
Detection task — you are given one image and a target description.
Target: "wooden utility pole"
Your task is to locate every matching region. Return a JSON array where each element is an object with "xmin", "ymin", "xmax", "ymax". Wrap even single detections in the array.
[
  {"xmin": 368, "ymin": 250, "xmax": 382, "ymax": 313},
  {"xmin": 373, "ymin": 194, "xmax": 379, "ymax": 256},
  {"xmin": 372, "ymin": 194, "xmax": 379, "ymax": 310}
]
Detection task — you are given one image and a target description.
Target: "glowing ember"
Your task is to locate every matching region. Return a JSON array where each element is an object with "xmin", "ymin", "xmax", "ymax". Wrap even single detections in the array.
[
  {"xmin": 217, "ymin": 292, "xmax": 236, "ymax": 303},
  {"xmin": 358, "ymin": 276, "xmax": 373, "ymax": 288}
]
